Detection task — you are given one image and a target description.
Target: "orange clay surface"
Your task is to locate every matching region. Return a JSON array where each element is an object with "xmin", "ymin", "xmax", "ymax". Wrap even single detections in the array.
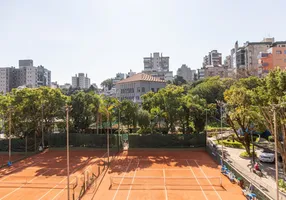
[
  {"xmin": 0, "ymin": 154, "xmax": 26, "ymax": 167},
  {"xmin": 0, "ymin": 149, "xmax": 107, "ymax": 200},
  {"xmin": 93, "ymin": 149, "xmax": 245, "ymax": 200}
]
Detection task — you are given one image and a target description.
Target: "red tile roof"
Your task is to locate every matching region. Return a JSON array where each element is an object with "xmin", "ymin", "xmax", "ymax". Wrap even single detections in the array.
[{"xmin": 116, "ymin": 73, "xmax": 166, "ymax": 84}]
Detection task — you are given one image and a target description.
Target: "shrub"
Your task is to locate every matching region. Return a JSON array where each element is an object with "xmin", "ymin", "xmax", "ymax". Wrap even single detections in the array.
[
  {"xmin": 215, "ymin": 140, "xmax": 244, "ymax": 149},
  {"xmin": 279, "ymin": 179, "xmax": 286, "ymax": 192},
  {"xmin": 239, "ymin": 151, "xmax": 256, "ymax": 158}
]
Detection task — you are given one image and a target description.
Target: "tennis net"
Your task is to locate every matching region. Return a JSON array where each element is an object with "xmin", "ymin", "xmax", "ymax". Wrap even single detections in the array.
[
  {"xmin": 110, "ymin": 176, "xmax": 222, "ymax": 187},
  {"xmin": 0, "ymin": 175, "xmax": 78, "ymax": 189}
]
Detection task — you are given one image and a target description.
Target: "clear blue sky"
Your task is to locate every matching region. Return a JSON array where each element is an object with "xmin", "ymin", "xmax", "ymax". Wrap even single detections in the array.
[{"xmin": 0, "ymin": 0, "xmax": 285, "ymax": 86}]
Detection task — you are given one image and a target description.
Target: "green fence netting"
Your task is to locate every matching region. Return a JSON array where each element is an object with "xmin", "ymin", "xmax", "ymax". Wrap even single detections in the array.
[{"xmin": 46, "ymin": 132, "xmax": 206, "ymax": 149}]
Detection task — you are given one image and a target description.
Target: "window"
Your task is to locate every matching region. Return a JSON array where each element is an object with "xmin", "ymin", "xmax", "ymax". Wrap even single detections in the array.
[
  {"xmin": 284, "ymin": 50, "xmax": 286, "ymax": 54},
  {"xmin": 276, "ymin": 50, "xmax": 282, "ymax": 54},
  {"xmin": 137, "ymin": 87, "xmax": 140, "ymax": 92},
  {"xmin": 151, "ymin": 88, "xmax": 154, "ymax": 92},
  {"xmin": 142, "ymin": 87, "xmax": 145, "ymax": 92}
]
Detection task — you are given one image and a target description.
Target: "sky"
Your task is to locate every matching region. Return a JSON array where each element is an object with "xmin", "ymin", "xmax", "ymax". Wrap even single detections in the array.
[{"xmin": 0, "ymin": 0, "xmax": 285, "ymax": 86}]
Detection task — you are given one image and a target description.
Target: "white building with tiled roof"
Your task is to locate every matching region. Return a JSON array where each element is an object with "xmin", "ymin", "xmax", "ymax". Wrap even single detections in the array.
[{"xmin": 115, "ymin": 73, "xmax": 166, "ymax": 104}]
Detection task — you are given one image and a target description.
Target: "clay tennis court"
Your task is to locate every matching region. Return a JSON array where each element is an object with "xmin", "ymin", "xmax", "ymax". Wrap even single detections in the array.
[
  {"xmin": 0, "ymin": 148, "xmax": 109, "ymax": 200},
  {"xmin": 94, "ymin": 149, "xmax": 245, "ymax": 200}
]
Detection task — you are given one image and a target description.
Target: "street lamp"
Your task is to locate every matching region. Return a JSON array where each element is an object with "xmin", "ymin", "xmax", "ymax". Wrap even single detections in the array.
[
  {"xmin": 216, "ymin": 100, "xmax": 224, "ymax": 163},
  {"xmin": 8, "ymin": 106, "xmax": 13, "ymax": 164},
  {"xmin": 41, "ymin": 103, "xmax": 44, "ymax": 148},
  {"xmin": 65, "ymin": 105, "xmax": 72, "ymax": 200}
]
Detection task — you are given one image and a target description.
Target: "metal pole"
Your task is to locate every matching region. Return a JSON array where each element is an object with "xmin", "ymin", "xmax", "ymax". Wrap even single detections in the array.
[
  {"xmin": 118, "ymin": 108, "xmax": 120, "ymax": 152},
  {"xmin": 251, "ymin": 131, "xmax": 255, "ymax": 168},
  {"xmin": 107, "ymin": 110, "xmax": 110, "ymax": 165},
  {"xmin": 41, "ymin": 104, "xmax": 44, "ymax": 148},
  {"xmin": 220, "ymin": 104, "xmax": 224, "ymax": 161},
  {"xmin": 66, "ymin": 105, "xmax": 70, "ymax": 200},
  {"xmin": 273, "ymin": 108, "xmax": 279, "ymax": 200},
  {"xmin": 8, "ymin": 108, "xmax": 11, "ymax": 163}
]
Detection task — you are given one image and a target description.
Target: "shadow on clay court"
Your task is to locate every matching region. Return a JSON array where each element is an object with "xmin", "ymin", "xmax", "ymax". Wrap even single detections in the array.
[{"xmin": 108, "ymin": 150, "xmax": 220, "ymax": 175}]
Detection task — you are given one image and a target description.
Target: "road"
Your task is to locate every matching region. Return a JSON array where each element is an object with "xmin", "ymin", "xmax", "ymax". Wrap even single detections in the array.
[{"xmin": 207, "ymin": 135, "xmax": 286, "ymax": 200}]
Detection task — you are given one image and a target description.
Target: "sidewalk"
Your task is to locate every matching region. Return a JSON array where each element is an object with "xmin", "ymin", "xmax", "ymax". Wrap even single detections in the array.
[{"xmin": 209, "ymin": 137, "xmax": 286, "ymax": 200}]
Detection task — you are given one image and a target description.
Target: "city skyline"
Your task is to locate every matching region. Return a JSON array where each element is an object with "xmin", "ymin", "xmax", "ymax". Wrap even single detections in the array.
[{"xmin": 0, "ymin": 0, "xmax": 285, "ymax": 86}]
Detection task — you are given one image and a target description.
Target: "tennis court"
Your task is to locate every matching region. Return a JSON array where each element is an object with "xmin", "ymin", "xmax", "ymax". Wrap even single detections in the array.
[
  {"xmin": 0, "ymin": 148, "xmax": 109, "ymax": 200},
  {"xmin": 94, "ymin": 149, "xmax": 245, "ymax": 200}
]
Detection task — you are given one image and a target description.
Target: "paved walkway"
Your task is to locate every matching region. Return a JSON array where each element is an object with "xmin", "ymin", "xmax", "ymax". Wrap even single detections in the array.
[{"xmin": 208, "ymin": 137, "xmax": 286, "ymax": 200}]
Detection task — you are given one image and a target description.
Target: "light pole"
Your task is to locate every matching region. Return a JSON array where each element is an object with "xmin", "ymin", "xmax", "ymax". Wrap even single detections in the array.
[
  {"xmin": 273, "ymin": 107, "xmax": 279, "ymax": 200},
  {"xmin": 8, "ymin": 106, "xmax": 13, "ymax": 163},
  {"xmin": 216, "ymin": 101, "xmax": 224, "ymax": 162},
  {"xmin": 41, "ymin": 104, "xmax": 44, "ymax": 148},
  {"xmin": 106, "ymin": 110, "xmax": 110, "ymax": 165},
  {"xmin": 118, "ymin": 106, "xmax": 121, "ymax": 152},
  {"xmin": 65, "ymin": 105, "xmax": 72, "ymax": 200}
]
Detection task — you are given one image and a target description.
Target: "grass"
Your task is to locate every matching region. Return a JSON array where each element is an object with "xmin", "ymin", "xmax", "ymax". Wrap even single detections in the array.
[
  {"xmin": 214, "ymin": 139, "xmax": 255, "ymax": 149},
  {"xmin": 239, "ymin": 151, "xmax": 257, "ymax": 158}
]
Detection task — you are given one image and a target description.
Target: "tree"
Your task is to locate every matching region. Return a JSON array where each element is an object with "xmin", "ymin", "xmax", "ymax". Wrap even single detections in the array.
[
  {"xmin": 70, "ymin": 91, "xmax": 97, "ymax": 132},
  {"xmin": 100, "ymin": 78, "xmax": 114, "ymax": 90},
  {"xmin": 137, "ymin": 109, "xmax": 151, "ymax": 130},
  {"xmin": 120, "ymin": 99, "xmax": 138, "ymax": 132},
  {"xmin": 252, "ymin": 69, "xmax": 286, "ymax": 173},
  {"xmin": 190, "ymin": 77, "xmax": 234, "ymax": 104},
  {"xmin": 224, "ymin": 77, "xmax": 264, "ymax": 155},
  {"xmin": 173, "ymin": 76, "xmax": 187, "ymax": 86}
]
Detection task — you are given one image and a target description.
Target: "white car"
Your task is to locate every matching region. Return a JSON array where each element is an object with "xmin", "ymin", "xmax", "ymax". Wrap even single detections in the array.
[{"xmin": 258, "ymin": 150, "xmax": 275, "ymax": 163}]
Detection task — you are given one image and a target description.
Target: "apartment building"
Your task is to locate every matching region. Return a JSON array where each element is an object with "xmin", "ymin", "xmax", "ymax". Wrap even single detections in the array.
[
  {"xmin": 204, "ymin": 65, "xmax": 227, "ymax": 78},
  {"xmin": 116, "ymin": 73, "xmax": 166, "ymax": 104},
  {"xmin": 258, "ymin": 41, "xmax": 286, "ymax": 77},
  {"xmin": 177, "ymin": 64, "xmax": 196, "ymax": 82},
  {"xmin": 0, "ymin": 60, "xmax": 51, "ymax": 94},
  {"xmin": 71, "ymin": 73, "xmax": 90, "ymax": 89},
  {"xmin": 203, "ymin": 50, "xmax": 222, "ymax": 68},
  {"xmin": 142, "ymin": 52, "xmax": 173, "ymax": 81}
]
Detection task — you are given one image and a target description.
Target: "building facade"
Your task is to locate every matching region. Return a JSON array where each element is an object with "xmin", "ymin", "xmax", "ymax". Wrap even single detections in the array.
[
  {"xmin": 203, "ymin": 50, "xmax": 222, "ymax": 68},
  {"xmin": 116, "ymin": 73, "xmax": 166, "ymax": 104},
  {"xmin": 177, "ymin": 64, "xmax": 196, "ymax": 82},
  {"xmin": 258, "ymin": 41, "xmax": 286, "ymax": 77},
  {"xmin": 142, "ymin": 52, "xmax": 173, "ymax": 81},
  {"xmin": 0, "ymin": 60, "xmax": 51, "ymax": 94},
  {"xmin": 71, "ymin": 73, "xmax": 90, "ymax": 89},
  {"xmin": 204, "ymin": 65, "xmax": 227, "ymax": 78}
]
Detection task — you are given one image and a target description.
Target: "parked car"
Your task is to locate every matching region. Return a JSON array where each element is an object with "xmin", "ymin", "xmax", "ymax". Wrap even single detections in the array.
[{"xmin": 258, "ymin": 149, "xmax": 282, "ymax": 163}]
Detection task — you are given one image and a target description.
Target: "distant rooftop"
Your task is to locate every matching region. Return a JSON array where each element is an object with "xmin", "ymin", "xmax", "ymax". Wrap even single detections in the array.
[{"xmin": 116, "ymin": 73, "xmax": 166, "ymax": 84}]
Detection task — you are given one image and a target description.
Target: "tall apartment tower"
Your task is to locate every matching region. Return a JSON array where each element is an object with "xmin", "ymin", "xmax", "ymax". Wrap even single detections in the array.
[
  {"xmin": 142, "ymin": 52, "xmax": 173, "ymax": 81},
  {"xmin": 72, "ymin": 73, "xmax": 90, "ymax": 89},
  {"xmin": 0, "ymin": 60, "xmax": 51, "ymax": 94},
  {"xmin": 202, "ymin": 50, "xmax": 222, "ymax": 68},
  {"xmin": 143, "ymin": 52, "xmax": 169, "ymax": 72},
  {"xmin": 177, "ymin": 64, "xmax": 196, "ymax": 82}
]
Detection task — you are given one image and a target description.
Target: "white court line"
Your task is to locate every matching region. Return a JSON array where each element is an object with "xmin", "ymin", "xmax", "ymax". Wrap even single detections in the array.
[
  {"xmin": 0, "ymin": 159, "xmax": 44, "ymax": 182},
  {"xmin": 112, "ymin": 160, "xmax": 133, "ymax": 200},
  {"xmin": 0, "ymin": 168, "xmax": 52, "ymax": 200},
  {"xmin": 126, "ymin": 160, "xmax": 140, "ymax": 200},
  {"xmin": 163, "ymin": 169, "xmax": 168, "ymax": 200},
  {"xmin": 186, "ymin": 160, "xmax": 208, "ymax": 200},
  {"xmin": 38, "ymin": 159, "xmax": 92, "ymax": 200},
  {"xmin": 51, "ymin": 177, "xmax": 77, "ymax": 200},
  {"xmin": 194, "ymin": 160, "xmax": 222, "ymax": 200}
]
